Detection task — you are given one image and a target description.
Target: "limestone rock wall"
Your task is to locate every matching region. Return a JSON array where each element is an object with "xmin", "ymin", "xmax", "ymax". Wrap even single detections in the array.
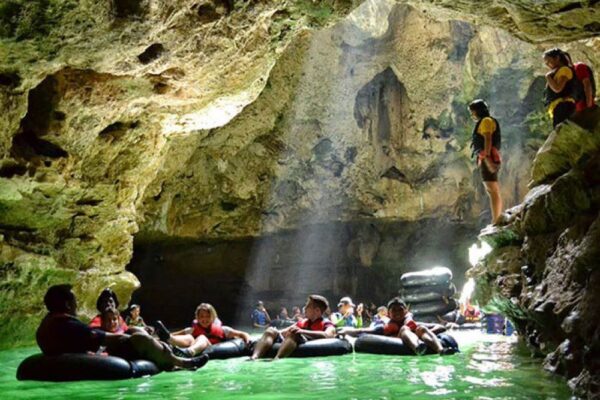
[
  {"xmin": 471, "ymin": 114, "xmax": 600, "ymax": 398},
  {"xmin": 0, "ymin": 0, "xmax": 360, "ymax": 347}
]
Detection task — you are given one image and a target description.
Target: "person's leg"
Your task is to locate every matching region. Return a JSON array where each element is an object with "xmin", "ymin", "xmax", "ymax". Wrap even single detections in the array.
[
  {"xmin": 415, "ymin": 326, "xmax": 443, "ymax": 354},
  {"xmin": 274, "ymin": 335, "xmax": 300, "ymax": 359},
  {"xmin": 187, "ymin": 335, "xmax": 211, "ymax": 356},
  {"xmin": 169, "ymin": 334, "xmax": 195, "ymax": 348},
  {"xmin": 110, "ymin": 334, "xmax": 208, "ymax": 370},
  {"xmin": 483, "ymin": 181, "xmax": 503, "ymax": 224},
  {"xmin": 399, "ymin": 326, "xmax": 420, "ymax": 353},
  {"xmin": 250, "ymin": 328, "xmax": 278, "ymax": 360},
  {"xmin": 553, "ymin": 102, "xmax": 575, "ymax": 128}
]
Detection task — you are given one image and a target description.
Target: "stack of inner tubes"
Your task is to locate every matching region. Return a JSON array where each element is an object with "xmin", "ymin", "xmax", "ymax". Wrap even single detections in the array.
[{"xmin": 399, "ymin": 266, "xmax": 458, "ymax": 323}]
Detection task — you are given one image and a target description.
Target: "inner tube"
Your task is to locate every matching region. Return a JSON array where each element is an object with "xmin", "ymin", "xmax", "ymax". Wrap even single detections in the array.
[
  {"xmin": 409, "ymin": 299, "xmax": 458, "ymax": 316},
  {"xmin": 355, "ymin": 333, "xmax": 459, "ymax": 356},
  {"xmin": 267, "ymin": 338, "xmax": 352, "ymax": 358},
  {"xmin": 400, "ymin": 267, "xmax": 452, "ymax": 288},
  {"xmin": 17, "ymin": 353, "xmax": 160, "ymax": 381},
  {"xmin": 400, "ymin": 290, "xmax": 451, "ymax": 303},
  {"xmin": 400, "ymin": 282, "xmax": 456, "ymax": 298},
  {"xmin": 201, "ymin": 338, "xmax": 250, "ymax": 360},
  {"xmin": 270, "ymin": 319, "xmax": 296, "ymax": 329}
]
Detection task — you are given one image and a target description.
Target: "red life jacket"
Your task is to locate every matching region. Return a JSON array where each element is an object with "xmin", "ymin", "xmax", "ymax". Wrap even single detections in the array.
[
  {"xmin": 384, "ymin": 313, "xmax": 416, "ymax": 336},
  {"xmin": 296, "ymin": 317, "xmax": 334, "ymax": 331},
  {"xmin": 191, "ymin": 320, "xmax": 226, "ymax": 344}
]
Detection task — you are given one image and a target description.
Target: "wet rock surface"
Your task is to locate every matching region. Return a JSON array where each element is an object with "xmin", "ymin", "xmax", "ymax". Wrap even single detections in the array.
[{"xmin": 471, "ymin": 115, "xmax": 600, "ymax": 398}]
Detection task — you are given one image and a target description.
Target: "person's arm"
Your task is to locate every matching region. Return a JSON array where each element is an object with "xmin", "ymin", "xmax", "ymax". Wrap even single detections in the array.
[
  {"xmin": 546, "ymin": 67, "xmax": 570, "ymax": 93},
  {"xmin": 582, "ymin": 78, "xmax": 594, "ymax": 108},
  {"xmin": 223, "ymin": 326, "xmax": 251, "ymax": 343},
  {"xmin": 356, "ymin": 304, "xmax": 364, "ymax": 328},
  {"xmin": 293, "ymin": 325, "xmax": 336, "ymax": 339}
]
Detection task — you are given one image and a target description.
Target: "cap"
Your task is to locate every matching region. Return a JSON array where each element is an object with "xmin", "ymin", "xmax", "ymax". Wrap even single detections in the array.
[{"xmin": 337, "ymin": 296, "xmax": 356, "ymax": 308}]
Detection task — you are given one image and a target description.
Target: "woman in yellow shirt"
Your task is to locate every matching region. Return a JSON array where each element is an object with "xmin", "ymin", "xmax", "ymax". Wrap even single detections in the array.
[
  {"xmin": 469, "ymin": 99, "xmax": 503, "ymax": 225},
  {"xmin": 543, "ymin": 48, "xmax": 576, "ymax": 128}
]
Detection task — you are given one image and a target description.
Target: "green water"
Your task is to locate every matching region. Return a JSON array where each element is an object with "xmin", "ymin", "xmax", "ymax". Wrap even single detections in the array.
[{"xmin": 0, "ymin": 332, "xmax": 572, "ymax": 399}]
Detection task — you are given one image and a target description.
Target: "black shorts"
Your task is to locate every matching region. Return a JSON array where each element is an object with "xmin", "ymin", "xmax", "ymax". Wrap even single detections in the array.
[
  {"xmin": 106, "ymin": 336, "xmax": 140, "ymax": 360},
  {"xmin": 552, "ymin": 101, "xmax": 575, "ymax": 128},
  {"xmin": 276, "ymin": 332, "xmax": 308, "ymax": 345},
  {"xmin": 479, "ymin": 159, "xmax": 499, "ymax": 182}
]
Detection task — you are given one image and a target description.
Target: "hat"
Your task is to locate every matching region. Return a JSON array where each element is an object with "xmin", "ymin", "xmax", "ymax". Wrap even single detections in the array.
[
  {"xmin": 387, "ymin": 297, "xmax": 407, "ymax": 309},
  {"xmin": 337, "ymin": 296, "xmax": 356, "ymax": 308}
]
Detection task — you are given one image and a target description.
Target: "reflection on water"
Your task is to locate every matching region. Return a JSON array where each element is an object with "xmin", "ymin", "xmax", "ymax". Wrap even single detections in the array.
[{"xmin": 0, "ymin": 332, "xmax": 572, "ymax": 400}]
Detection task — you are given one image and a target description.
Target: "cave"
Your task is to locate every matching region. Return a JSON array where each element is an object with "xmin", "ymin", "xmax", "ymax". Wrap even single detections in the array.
[{"xmin": 0, "ymin": 0, "xmax": 599, "ymax": 398}]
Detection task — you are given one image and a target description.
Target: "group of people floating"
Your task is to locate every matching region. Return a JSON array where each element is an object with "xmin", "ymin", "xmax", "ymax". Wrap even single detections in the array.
[
  {"xmin": 470, "ymin": 47, "xmax": 596, "ymax": 225},
  {"xmin": 36, "ymin": 285, "xmax": 459, "ymax": 374}
]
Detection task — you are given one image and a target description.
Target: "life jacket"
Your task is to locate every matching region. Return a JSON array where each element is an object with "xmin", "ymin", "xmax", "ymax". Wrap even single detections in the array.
[
  {"xmin": 471, "ymin": 117, "xmax": 501, "ymax": 158},
  {"xmin": 191, "ymin": 320, "xmax": 226, "ymax": 344},
  {"xmin": 296, "ymin": 317, "xmax": 334, "ymax": 331},
  {"xmin": 544, "ymin": 67, "xmax": 576, "ymax": 107}
]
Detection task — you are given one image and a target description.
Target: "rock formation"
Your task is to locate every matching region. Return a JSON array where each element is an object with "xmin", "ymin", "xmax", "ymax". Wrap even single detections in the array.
[{"xmin": 472, "ymin": 112, "xmax": 600, "ymax": 398}]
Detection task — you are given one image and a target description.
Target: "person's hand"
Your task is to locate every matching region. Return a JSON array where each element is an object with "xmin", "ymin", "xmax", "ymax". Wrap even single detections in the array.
[
  {"xmin": 337, "ymin": 327, "xmax": 351, "ymax": 336},
  {"xmin": 241, "ymin": 333, "xmax": 251, "ymax": 343},
  {"xmin": 288, "ymin": 325, "xmax": 301, "ymax": 334}
]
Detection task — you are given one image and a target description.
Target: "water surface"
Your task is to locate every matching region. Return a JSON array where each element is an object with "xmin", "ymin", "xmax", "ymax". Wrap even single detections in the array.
[{"xmin": 0, "ymin": 332, "xmax": 571, "ymax": 399}]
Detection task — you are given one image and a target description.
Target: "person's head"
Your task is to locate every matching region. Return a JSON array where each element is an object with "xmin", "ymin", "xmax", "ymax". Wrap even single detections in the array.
[
  {"xmin": 386, "ymin": 297, "xmax": 409, "ymax": 322},
  {"xmin": 292, "ymin": 306, "xmax": 301, "ymax": 315},
  {"xmin": 129, "ymin": 304, "xmax": 140, "ymax": 319},
  {"xmin": 44, "ymin": 284, "xmax": 77, "ymax": 315},
  {"xmin": 468, "ymin": 99, "xmax": 490, "ymax": 120},
  {"xmin": 304, "ymin": 294, "xmax": 329, "ymax": 320},
  {"xmin": 543, "ymin": 48, "xmax": 570, "ymax": 70},
  {"xmin": 256, "ymin": 300, "xmax": 265, "ymax": 310},
  {"xmin": 279, "ymin": 307, "xmax": 289, "ymax": 318},
  {"xmin": 195, "ymin": 303, "xmax": 218, "ymax": 328},
  {"xmin": 337, "ymin": 296, "xmax": 355, "ymax": 314},
  {"xmin": 101, "ymin": 306, "xmax": 120, "ymax": 333},
  {"xmin": 96, "ymin": 288, "xmax": 119, "ymax": 313},
  {"xmin": 377, "ymin": 306, "xmax": 388, "ymax": 317}
]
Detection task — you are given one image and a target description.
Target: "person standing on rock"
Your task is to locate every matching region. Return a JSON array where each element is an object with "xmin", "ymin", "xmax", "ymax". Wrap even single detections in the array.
[
  {"xmin": 469, "ymin": 99, "xmax": 503, "ymax": 225},
  {"xmin": 543, "ymin": 48, "xmax": 576, "ymax": 127}
]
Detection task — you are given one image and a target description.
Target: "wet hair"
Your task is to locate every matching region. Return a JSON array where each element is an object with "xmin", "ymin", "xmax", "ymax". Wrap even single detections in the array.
[
  {"xmin": 195, "ymin": 303, "xmax": 218, "ymax": 323},
  {"xmin": 387, "ymin": 297, "xmax": 407, "ymax": 310},
  {"xmin": 543, "ymin": 48, "xmax": 571, "ymax": 67},
  {"xmin": 96, "ymin": 288, "xmax": 119, "ymax": 312},
  {"xmin": 44, "ymin": 284, "xmax": 75, "ymax": 313},
  {"xmin": 101, "ymin": 306, "xmax": 119, "ymax": 319},
  {"xmin": 468, "ymin": 99, "xmax": 490, "ymax": 119},
  {"xmin": 307, "ymin": 294, "xmax": 329, "ymax": 313}
]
